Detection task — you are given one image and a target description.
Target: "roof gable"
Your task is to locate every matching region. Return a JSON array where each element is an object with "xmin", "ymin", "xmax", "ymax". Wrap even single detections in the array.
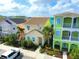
[
  {"xmin": 54, "ymin": 12, "xmax": 79, "ymax": 17},
  {"xmin": 26, "ymin": 29, "xmax": 43, "ymax": 37}
]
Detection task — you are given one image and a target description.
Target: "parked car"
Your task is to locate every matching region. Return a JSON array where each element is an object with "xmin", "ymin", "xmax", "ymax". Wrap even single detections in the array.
[{"xmin": 0, "ymin": 48, "xmax": 20, "ymax": 59}]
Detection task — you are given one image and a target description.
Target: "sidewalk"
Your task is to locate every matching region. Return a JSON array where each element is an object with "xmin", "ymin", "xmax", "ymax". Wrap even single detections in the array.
[
  {"xmin": 35, "ymin": 46, "xmax": 41, "ymax": 53},
  {"xmin": 0, "ymin": 44, "xmax": 61, "ymax": 59},
  {"xmin": 63, "ymin": 52, "xmax": 67, "ymax": 59}
]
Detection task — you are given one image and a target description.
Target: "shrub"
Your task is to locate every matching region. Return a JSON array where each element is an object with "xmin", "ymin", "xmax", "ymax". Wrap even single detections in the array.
[
  {"xmin": 40, "ymin": 48, "xmax": 45, "ymax": 53},
  {"xmin": 70, "ymin": 48, "xmax": 79, "ymax": 59},
  {"xmin": 20, "ymin": 39, "xmax": 27, "ymax": 48},
  {"xmin": 46, "ymin": 50, "xmax": 54, "ymax": 56}
]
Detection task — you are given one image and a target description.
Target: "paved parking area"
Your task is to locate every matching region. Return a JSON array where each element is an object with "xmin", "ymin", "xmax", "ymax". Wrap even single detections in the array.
[
  {"xmin": 0, "ymin": 49, "xmax": 6, "ymax": 56},
  {"xmin": 0, "ymin": 44, "xmax": 61, "ymax": 59},
  {"xmin": 21, "ymin": 56, "xmax": 35, "ymax": 59},
  {"xmin": 17, "ymin": 55, "xmax": 35, "ymax": 59},
  {"xmin": 0, "ymin": 49, "xmax": 35, "ymax": 59}
]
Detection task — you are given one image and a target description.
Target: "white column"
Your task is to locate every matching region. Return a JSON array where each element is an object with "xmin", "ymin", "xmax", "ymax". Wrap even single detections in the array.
[
  {"xmin": 69, "ymin": 31, "xmax": 72, "ymax": 41},
  {"xmin": 71, "ymin": 17, "xmax": 74, "ymax": 28},
  {"xmin": 42, "ymin": 37, "xmax": 44, "ymax": 46},
  {"xmin": 69, "ymin": 17, "xmax": 74, "ymax": 41}
]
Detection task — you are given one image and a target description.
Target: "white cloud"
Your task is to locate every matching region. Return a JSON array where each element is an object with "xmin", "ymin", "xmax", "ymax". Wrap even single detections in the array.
[
  {"xmin": 0, "ymin": 0, "xmax": 79, "ymax": 16},
  {"xmin": 49, "ymin": 0, "xmax": 79, "ymax": 15},
  {"xmin": 0, "ymin": 0, "xmax": 26, "ymax": 12}
]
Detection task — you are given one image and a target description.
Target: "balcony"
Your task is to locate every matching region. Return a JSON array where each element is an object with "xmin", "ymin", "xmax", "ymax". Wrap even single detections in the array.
[
  {"xmin": 62, "ymin": 36, "xmax": 69, "ymax": 40},
  {"xmin": 73, "ymin": 17, "xmax": 79, "ymax": 28},
  {"xmin": 73, "ymin": 24, "xmax": 79, "ymax": 28},
  {"xmin": 63, "ymin": 17, "xmax": 72, "ymax": 28},
  {"xmin": 63, "ymin": 23, "xmax": 71, "ymax": 28},
  {"xmin": 71, "ymin": 32, "xmax": 79, "ymax": 41},
  {"xmin": 62, "ymin": 31, "xmax": 70, "ymax": 40},
  {"xmin": 71, "ymin": 37, "xmax": 79, "ymax": 41}
]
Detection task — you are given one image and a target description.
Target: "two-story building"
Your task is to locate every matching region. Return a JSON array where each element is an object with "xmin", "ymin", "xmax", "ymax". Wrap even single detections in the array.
[
  {"xmin": 53, "ymin": 12, "xmax": 79, "ymax": 52},
  {"xmin": 0, "ymin": 17, "xmax": 18, "ymax": 36}
]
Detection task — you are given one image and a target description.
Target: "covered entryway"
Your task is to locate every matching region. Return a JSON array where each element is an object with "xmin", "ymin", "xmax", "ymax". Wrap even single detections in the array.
[
  {"xmin": 38, "ymin": 37, "xmax": 42, "ymax": 45},
  {"xmin": 54, "ymin": 41, "xmax": 60, "ymax": 49},
  {"xmin": 62, "ymin": 43, "xmax": 68, "ymax": 51}
]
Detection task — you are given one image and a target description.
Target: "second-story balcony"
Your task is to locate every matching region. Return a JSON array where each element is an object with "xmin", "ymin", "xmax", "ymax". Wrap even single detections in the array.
[
  {"xmin": 72, "ymin": 17, "xmax": 79, "ymax": 28},
  {"xmin": 62, "ymin": 36, "xmax": 69, "ymax": 40},
  {"xmin": 62, "ymin": 31, "xmax": 70, "ymax": 40},
  {"xmin": 73, "ymin": 24, "xmax": 79, "ymax": 28},
  {"xmin": 71, "ymin": 32, "xmax": 79, "ymax": 41},
  {"xmin": 63, "ymin": 23, "xmax": 71, "ymax": 28},
  {"xmin": 63, "ymin": 17, "xmax": 72, "ymax": 28},
  {"xmin": 71, "ymin": 37, "xmax": 79, "ymax": 41}
]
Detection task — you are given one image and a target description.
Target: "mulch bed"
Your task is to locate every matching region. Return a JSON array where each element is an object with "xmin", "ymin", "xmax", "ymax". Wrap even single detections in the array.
[
  {"xmin": 67, "ymin": 55, "xmax": 72, "ymax": 59},
  {"xmin": 55, "ymin": 52, "xmax": 62, "ymax": 58}
]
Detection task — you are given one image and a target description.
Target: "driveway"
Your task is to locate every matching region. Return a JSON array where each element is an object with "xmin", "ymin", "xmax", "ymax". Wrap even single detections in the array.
[
  {"xmin": 0, "ymin": 44, "xmax": 61, "ymax": 59},
  {"xmin": 0, "ymin": 49, "xmax": 34, "ymax": 59},
  {"xmin": 17, "ymin": 55, "xmax": 35, "ymax": 59},
  {"xmin": 0, "ymin": 49, "xmax": 6, "ymax": 57}
]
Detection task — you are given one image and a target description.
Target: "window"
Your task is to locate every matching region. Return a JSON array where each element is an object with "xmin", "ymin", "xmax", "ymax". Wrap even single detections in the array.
[
  {"xmin": 71, "ymin": 32, "xmax": 78, "ymax": 41},
  {"xmin": 1, "ymin": 55, "xmax": 7, "ymax": 59},
  {"xmin": 8, "ymin": 52, "xmax": 16, "ymax": 57},
  {"xmin": 32, "ymin": 37, "xmax": 35, "ymax": 41},
  {"xmin": 13, "ymin": 28, "xmax": 15, "ymax": 30},
  {"xmin": 73, "ymin": 17, "xmax": 77, "ymax": 24},
  {"xmin": 56, "ymin": 18, "xmax": 61, "ymax": 24},
  {"xmin": 27, "ymin": 25, "xmax": 30, "ymax": 30},
  {"xmin": 62, "ymin": 31, "xmax": 70, "ymax": 40},
  {"xmin": 56, "ymin": 30, "xmax": 61, "ymax": 36}
]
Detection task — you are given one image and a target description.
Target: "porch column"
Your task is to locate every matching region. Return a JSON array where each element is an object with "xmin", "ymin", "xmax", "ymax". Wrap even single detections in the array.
[
  {"xmin": 71, "ymin": 17, "xmax": 74, "ymax": 28},
  {"xmin": 69, "ymin": 31, "xmax": 72, "ymax": 41},
  {"xmin": 68, "ymin": 43, "xmax": 71, "ymax": 52},
  {"xmin": 60, "ymin": 42, "xmax": 62, "ymax": 51},
  {"xmin": 42, "ymin": 37, "xmax": 44, "ymax": 46}
]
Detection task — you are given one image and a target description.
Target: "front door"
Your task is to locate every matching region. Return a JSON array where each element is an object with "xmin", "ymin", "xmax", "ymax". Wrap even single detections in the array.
[{"xmin": 62, "ymin": 43, "xmax": 68, "ymax": 52}]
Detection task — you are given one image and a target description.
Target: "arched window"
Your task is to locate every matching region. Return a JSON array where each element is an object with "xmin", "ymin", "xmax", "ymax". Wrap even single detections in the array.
[{"xmin": 63, "ymin": 17, "xmax": 72, "ymax": 27}]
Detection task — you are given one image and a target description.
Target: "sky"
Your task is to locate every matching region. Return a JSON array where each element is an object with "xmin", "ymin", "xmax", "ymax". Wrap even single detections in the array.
[{"xmin": 0, "ymin": 0, "xmax": 79, "ymax": 16}]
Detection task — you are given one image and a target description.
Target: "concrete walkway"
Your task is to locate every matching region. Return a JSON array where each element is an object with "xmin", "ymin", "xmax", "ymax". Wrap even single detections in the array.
[
  {"xmin": 63, "ymin": 52, "xmax": 67, "ymax": 59},
  {"xmin": 0, "ymin": 44, "xmax": 61, "ymax": 59},
  {"xmin": 35, "ymin": 46, "xmax": 41, "ymax": 53}
]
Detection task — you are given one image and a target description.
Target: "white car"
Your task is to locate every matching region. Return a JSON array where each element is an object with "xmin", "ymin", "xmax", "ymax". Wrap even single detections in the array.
[{"xmin": 0, "ymin": 48, "xmax": 20, "ymax": 59}]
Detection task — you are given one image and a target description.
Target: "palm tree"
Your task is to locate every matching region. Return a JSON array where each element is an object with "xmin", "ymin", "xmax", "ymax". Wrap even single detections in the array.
[
  {"xmin": 42, "ymin": 25, "xmax": 54, "ymax": 48},
  {"xmin": 49, "ymin": 25, "xmax": 54, "ymax": 48},
  {"xmin": 17, "ymin": 27, "xmax": 25, "ymax": 41}
]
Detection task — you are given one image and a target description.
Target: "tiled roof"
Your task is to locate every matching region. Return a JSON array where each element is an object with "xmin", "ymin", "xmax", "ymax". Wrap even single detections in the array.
[
  {"xmin": 10, "ymin": 18, "xmax": 25, "ymax": 24},
  {"xmin": 25, "ymin": 17, "xmax": 49, "ymax": 25}
]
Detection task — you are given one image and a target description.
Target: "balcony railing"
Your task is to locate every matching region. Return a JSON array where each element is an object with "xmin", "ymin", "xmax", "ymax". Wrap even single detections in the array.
[
  {"xmin": 63, "ymin": 23, "xmax": 71, "ymax": 28},
  {"xmin": 71, "ymin": 37, "xmax": 79, "ymax": 41},
  {"xmin": 73, "ymin": 24, "xmax": 79, "ymax": 28},
  {"xmin": 62, "ymin": 36, "xmax": 69, "ymax": 40}
]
